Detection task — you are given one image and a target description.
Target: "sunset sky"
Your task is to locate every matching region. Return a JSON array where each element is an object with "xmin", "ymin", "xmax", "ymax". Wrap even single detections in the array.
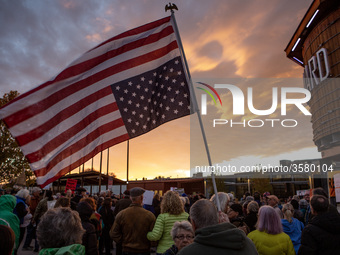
[{"xmin": 0, "ymin": 0, "xmax": 320, "ymax": 181}]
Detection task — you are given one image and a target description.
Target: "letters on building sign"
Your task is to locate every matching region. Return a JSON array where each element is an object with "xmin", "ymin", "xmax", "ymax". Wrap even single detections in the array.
[{"xmin": 303, "ymin": 48, "xmax": 330, "ymax": 91}]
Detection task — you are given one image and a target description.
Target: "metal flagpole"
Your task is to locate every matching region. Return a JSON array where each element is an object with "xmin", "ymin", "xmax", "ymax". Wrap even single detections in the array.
[
  {"xmin": 106, "ymin": 148, "xmax": 110, "ymax": 190},
  {"xmin": 99, "ymin": 151, "xmax": 102, "ymax": 193},
  {"xmin": 127, "ymin": 140, "xmax": 129, "ymax": 182},
  {"xmin": 168, "ymin": 4, "xmax": 221, "ymax": 211},
  {"xmin": 107, "ymin": 148, "xmax": 109, "ymax": 176}
]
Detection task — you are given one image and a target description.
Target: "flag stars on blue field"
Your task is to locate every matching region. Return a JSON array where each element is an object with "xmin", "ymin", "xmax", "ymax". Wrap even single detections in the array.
[{"xmin": 111, "ymin": 56, "xmax": 190, "ymax": 138}]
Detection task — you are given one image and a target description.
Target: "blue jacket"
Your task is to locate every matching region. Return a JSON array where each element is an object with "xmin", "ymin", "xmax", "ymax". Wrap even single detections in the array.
[
  {"xmin": 13, "ymin": 196, "xmax": 27, "ymax": 225},
  {"xmin": 281, "ymin": 218, "xmax": 304, "ymax": 254}
]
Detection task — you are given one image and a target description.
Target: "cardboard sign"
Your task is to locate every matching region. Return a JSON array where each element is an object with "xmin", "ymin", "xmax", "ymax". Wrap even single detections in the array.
[
  {"xmin": 65, "ymin": 179, "xmax": 77, "ymax": 193},
  {"xmin": 143, "ymin": 190, "xmax": 154, "ymax": 205},
  {"xmin": 174, "ymin": 188, "xmax": 185, "ymax": 195}
]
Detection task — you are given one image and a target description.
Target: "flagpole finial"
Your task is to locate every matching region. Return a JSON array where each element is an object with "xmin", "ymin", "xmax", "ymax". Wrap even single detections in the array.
[{"xmin": 165, "ymin": 3, "xmax": 178, "ymax": 13}]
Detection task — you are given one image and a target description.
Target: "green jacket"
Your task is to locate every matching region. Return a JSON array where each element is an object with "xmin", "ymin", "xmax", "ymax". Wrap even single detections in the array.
[
  {"xmin": 0, "ymin": 195, "xmax": 20, "ymax": 254},
  {"xmin": 39, "ymin": 244, "xmax": 85, "ymax": 255},
  {"xmin": 147, "ymin": 212, "xmax": 189, "ymax": 253},
  {"xmin": 248, "ymin": 230, "xmax": 295, "ymax": 255},
  {"xmin": 178, "ymin": 222, "xmax": 258, "ymax": 255}
]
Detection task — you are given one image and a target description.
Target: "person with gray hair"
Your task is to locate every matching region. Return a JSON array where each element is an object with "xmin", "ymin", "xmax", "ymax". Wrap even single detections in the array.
[
  {"xmin": 178, "ymin": 199, "xmax": 258, "ymax": 255},
  {"xmin": 37, "ymin": 207, "xmax": 86, "ymax": 254},
  {"xmin": 210, "ymin": 192, "xmax": 229, "ymax": 213},
  {"xmin": 162, "ymin": 221, "xmax": 194, "ymax": 255}
]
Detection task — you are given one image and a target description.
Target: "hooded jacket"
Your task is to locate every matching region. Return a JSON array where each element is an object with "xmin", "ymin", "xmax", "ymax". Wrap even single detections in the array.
[
  {"xmin": 298, "ymin": 211, "xmax": 340, "ymax": 255},
  {"xmin": 39, "ymin": 244, "xmax": 85, "ymax": 255},
  {"xmin": 281, "ymin": 218, "xmax": 304, "ymax": 254},
  {"xmin": 248, "ymin": 229, "xmax": 295, "ymax": 255},
  {"xmin": 0, "ymin": 195, "xmax": 20, "ymax": 253},
  {"xmin": 178, "ymin": 222, "xmax": 258, "ymax": 255}
]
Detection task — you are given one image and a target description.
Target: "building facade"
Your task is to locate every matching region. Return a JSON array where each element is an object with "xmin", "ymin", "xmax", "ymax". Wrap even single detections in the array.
[{"xmin": 285, "ymin": 0, "xmax": 340, "ymax": 202}]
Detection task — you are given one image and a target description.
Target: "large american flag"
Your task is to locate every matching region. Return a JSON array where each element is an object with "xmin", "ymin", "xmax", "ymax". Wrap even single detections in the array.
[{"xmin": 0, "ymin": 16, "xmax": 191, "ymax": 187}]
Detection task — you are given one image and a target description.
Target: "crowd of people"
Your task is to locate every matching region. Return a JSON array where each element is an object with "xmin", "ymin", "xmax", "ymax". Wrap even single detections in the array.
[{"xmin": 0, "ymin": 186, "xmax": 340, "ymax": 255}]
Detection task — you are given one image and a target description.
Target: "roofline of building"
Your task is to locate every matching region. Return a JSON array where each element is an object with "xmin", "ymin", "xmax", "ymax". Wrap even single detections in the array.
[
  {"xmin": 284, "ymin": 0, "xmax": 320, "ymax": 53},
  {"xmin": 284, "ymin": 0, "xmax": 339, "ymax": 66},
  {"xmin": 127, "ymin": 177, "xmax": 205, "ymax": 183}
]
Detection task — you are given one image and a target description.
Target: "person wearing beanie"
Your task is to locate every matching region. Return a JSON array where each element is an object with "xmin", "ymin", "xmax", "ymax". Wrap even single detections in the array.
[{"xmin": 227, "ymin": 203, "xmax": 250, "ymax": 234}]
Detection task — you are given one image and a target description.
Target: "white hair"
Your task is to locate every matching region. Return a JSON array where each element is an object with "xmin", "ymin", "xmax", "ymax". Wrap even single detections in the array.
[
  {"xmin": 210, "ymin": 192, "xmax": 229, "ymax": 212},
  {"xmin": 32, "ymin": 187, "xmax": 41, "ymax": 194},
  {"xmin": 170, "ymin": 221, "xmax": 194, "ymax": 240},
  {"xmin": 16, "ymin": 189, "xmax": 30, "ymax": 199}
]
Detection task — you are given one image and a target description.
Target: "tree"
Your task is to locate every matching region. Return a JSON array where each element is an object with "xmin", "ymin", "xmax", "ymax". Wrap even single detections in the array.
[
  {"xmin": 0, "ymin": 91, "xmax": 33, "ymax": 185},
  {"xmin": 206, "ymin": 174, "xmax": 228, "ymax": 195},
  {"xmin": 250, "ymin": 166, "xmax": 273, "ymax": 194},
  {"xmin": 251, "ymin": 178, "xmax": 273, "ymax": 195},
  {"xmin": 108, "ymin": 172, "xmax": 117, "ymax": 178}
]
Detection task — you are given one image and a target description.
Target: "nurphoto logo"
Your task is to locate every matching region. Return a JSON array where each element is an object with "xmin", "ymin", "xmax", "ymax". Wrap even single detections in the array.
[{"xmin": 197, "ymin": 82, "xmax": 312, "ymax": 128}]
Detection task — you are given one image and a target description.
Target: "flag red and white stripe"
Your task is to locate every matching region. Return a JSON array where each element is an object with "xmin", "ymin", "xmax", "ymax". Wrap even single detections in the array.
[{"xmin": 0, "ymin": 16, "xmax": 190, "ymax": 187}]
